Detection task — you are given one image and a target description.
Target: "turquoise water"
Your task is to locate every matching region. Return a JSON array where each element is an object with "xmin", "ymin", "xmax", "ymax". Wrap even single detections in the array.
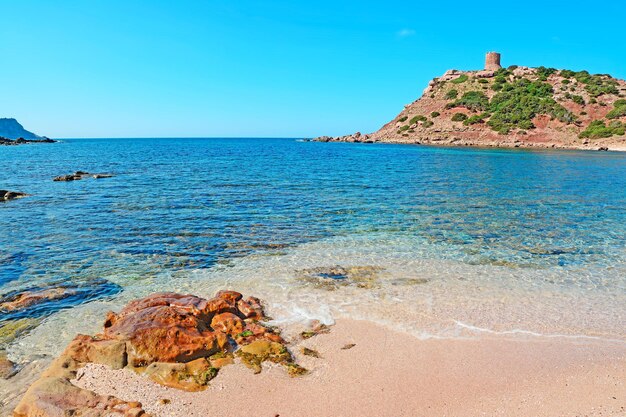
[{"xmin": 1, "ymin": 138, "xmax": 626, "ymax": 345}]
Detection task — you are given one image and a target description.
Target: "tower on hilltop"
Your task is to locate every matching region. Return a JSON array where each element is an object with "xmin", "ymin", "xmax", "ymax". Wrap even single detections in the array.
[{"xmin": 485, "ymin": 52, "xmax": 502, "ymax": 71}]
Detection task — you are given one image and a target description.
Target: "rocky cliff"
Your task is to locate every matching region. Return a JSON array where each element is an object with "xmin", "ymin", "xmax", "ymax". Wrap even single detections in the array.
[{"xmin": 315, "ymin": 65, "xmax": 626, "ymax": 151}]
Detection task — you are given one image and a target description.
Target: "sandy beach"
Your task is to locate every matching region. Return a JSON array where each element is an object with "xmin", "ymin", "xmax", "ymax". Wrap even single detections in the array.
[{"xmin": 71, "ymin": 318, "xmax": 626, "ymax": 417}]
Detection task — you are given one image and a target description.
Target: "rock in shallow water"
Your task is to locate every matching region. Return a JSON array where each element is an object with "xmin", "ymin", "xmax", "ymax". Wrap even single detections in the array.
[
  {"xmin": 13, "ymin": 290, "xmax": 304, "ymax": 416},
  {"xmin": 0, "ymin": 279, "xmax": 122, "ymax": 322},
  {"xmin": 296, "ymin": 265, "xmax": 384, "ymax": 290}
]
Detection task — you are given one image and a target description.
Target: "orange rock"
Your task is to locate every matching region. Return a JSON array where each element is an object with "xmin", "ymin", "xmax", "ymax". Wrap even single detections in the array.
[
  {"xmin": 237, "ymin": 296, "xmax": 264, "ymax": 320},
  {"xmin": 211, "ymin": 312, "xmax": 244, "ymax": 336},
  {"xmin": 215, "ymin": 290, "xmax": 243, "ymax": 304}
]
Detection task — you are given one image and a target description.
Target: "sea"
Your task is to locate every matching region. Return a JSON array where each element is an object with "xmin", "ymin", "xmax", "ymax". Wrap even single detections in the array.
[{"xmin": 1, "ymin": 138, "xmax": 626, "ymax": 385}]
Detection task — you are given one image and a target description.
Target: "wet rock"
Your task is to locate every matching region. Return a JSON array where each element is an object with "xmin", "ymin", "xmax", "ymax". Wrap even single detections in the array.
[
  {"xmin": 0, "ymin": 190, "xmax": 28, "ymax": 201},
  {"xmin": 296, "ymin": 265, "xmax": 384, "ymax": 290},
  {"xmin": 53, "ymin": 171, "xmax": 114, "ymax": 181},
  {"xmin": 301, "ymin": 322, "xmax": 331, "ymax": 339},
  {"xmin": 0, "ymin": 279, "xmax": 122, "ymax": 322},
  {"xmin": 1, "ymin": 287, "xmax": 70, "ymax": 311},
  {"xmin": 236, "ymin": 339, "xmax": 293, "ymax": 374},
  {"xmin": 14, "ymin": 335, "xmax": 150, "ymax": 417},
  {"xmin": 0, "ymin": 351, "xmax": 16, "ymax": 378},
  {"xmin": 14, "ymin": 290, "xmax": 302, "ymax": 415},
  {"xmin": 301, "ymin": 347, "xmax": 320, "ymax": 358}
]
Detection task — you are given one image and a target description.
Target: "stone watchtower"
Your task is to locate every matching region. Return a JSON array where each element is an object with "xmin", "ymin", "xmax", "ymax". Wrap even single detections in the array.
[{"xmin": 485, "ymin": 52, "xmax": 502, "ymax": 71}]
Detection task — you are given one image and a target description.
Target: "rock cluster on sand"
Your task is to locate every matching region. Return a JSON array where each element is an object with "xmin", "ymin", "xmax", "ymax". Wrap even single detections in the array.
[
  {"xmin": 53, "ymin": 171, "xmax": 114, "ymax": 181},
  {"xmin": 13, "ymin": 290, "xmax": 303, "ymax": 417},
  {"xmin": 0, "ymin": 190, "xmax": 28, "ymax": 201}
]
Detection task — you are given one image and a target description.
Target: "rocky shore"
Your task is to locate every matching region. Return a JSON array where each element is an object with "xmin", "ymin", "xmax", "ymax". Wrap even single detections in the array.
[
  {"xmin": 4, "ymin": 290, "xmax": 626, "ymax": 416},
  {"xmin": 0, "ymin": 137, "xmax": 55, "ymax": 146},
  {"xmin": 11, "ymin": 291, "xmax": 306, "ymax": 416}
]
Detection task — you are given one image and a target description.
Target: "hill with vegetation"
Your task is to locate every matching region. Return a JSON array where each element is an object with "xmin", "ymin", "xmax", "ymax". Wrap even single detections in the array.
[{"xmin": 315, "ymin": 65, "xmax": 626, "ymax": 150}]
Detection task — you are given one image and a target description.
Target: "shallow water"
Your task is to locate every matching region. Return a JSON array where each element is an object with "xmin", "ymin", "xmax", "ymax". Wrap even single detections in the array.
[{"xmin": 1, "ymin": 138, "xmax": 626, "ymax": 352}]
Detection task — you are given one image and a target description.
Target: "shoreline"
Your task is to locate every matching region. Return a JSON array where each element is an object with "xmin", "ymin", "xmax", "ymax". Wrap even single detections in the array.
[
  {"xmin": 312, "ymin": 136, "xmax": 626, "ymax": 152},
  {"xmin": 73, "ymin": 318, "xmax": 626, "ymax": 417}
]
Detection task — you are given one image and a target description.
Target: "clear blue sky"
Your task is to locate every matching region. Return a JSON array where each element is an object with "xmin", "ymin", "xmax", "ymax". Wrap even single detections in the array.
[{"xmin": 1, "ymin": 1, "xmax": 625, "ymax": 138}]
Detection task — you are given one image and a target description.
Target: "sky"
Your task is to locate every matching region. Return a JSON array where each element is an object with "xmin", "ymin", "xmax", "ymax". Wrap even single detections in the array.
[{"xmin": 1, "ymin": 1, "xmax": 625, "ymax": 138}]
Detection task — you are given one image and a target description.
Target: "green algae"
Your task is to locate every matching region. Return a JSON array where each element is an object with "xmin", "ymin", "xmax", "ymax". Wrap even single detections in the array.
[{"xmin": 0, "ymin": 317, "xmax": 41, "ymax": 348}]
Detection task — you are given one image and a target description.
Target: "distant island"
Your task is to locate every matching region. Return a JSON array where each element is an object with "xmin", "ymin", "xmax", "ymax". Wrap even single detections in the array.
[
  {"xmin": 0, "ymin": 118, "xmax": 54, "ymax": 145},
  {"xmin": 315, "ymin": 53, "xmax": 626, "ymax": 151}
]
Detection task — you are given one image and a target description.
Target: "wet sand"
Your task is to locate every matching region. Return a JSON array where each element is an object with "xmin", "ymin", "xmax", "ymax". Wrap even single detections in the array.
[{"xmin": 74, "ymin": 319, "xmax": 626, "ymax": 417}]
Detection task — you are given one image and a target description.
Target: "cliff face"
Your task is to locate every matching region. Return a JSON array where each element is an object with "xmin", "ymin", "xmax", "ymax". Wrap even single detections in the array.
[
  {"xmin": 0, "ymin": 118, "xmax": 41, "ymax": 140},
  {"xmin": 316, "ymin": 66, "xmax": 626, "ymax": 151}
]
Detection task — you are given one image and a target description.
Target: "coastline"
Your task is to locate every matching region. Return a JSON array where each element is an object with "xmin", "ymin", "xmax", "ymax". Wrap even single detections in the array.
[
  {"xmin": 73, "ymin": 318, "xmax": 626, "ymax": 417},
  {"xmin": 313, "ymin": 135, "xmax": 626, "ymax": 152}
]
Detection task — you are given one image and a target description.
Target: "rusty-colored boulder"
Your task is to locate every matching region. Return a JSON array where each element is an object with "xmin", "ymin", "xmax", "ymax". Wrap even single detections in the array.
[
  {"xmin": 211, "ymin": 312, "xmax": 244, "ymax": 336},
  {"xmin": 103, "ymin": 293, "xmax": 220, "ymax": 365},
  {"xmin": 237, "ymin": 296, "xmax": 264, "ymax": 320}
]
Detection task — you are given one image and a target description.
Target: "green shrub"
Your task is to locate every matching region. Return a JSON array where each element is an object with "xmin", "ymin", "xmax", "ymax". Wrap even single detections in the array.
[
  {"xmin": 451, "ymin": 91, "xmax": 489, "ymax": 112},
  {"xmin": 560, "ymin": 69, "xmax": 576, "ymax": 78},
  {"xmin": 451, "ymin": 74, "xmax": 469, "ymax": 84},
  {"xmin": 451, "ymin": 113, "xmax": 468, "ymax": 122},
  {"xmin": 487, "ymin": 78, "xmax": 575, "ymax": 133},
  {"xmin": 572, "ymin": 95, "xmax": 585, "ymax": 106},
  {"xmin": 445, "ymin": 89, "xmax": 458, "ymax": 100},
  {"xmin": 409, "ymin": 115, "xmax": 428, "ymax": 124},
  {"xmin": 464, "ymin": 114, "xmax": 486, "ymax": 125},
  {"xmin": 431, "ymin": 111, "xmax": 440, "ymax": 118},
  {"xmin": 536, "ymin": 66, "xmax": 557, "ymax": 81},
  {"xmin": 579, "ymin": 120, "xmax": 625, "ymax": 138},
  {"xmin": 397, "ymin": 125, "xmax": 410, "ymax": 133},
  {"xmin": 398, "ymin": 116, "xmax": 408, "ymax": 122},
  {"xmin": 478, "ymin": 78, "xmax": 489, "ymax": 84},
  {"xmin": 606, "ymin": 100, "xmax": 626, "ymax": 119},
  {"xmin": 423, "ymin": 120, "xmax": 434, "ymax": 128},
  {"xmin": 561, "ymin": 79, "xmax": 570, "ymax": 85},
  {"xmin": 570, "ymin": 71, "xmax": 619, "ymax": 97}
]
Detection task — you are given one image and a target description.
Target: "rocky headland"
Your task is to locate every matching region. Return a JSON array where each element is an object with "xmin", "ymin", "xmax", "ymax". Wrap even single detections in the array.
[
  {"xmin": 314, "ymin": 53, "xmax": 626, "ymax": 151},
  {"xmin": 0, "ymin": 118, "xmax": 53, "ymax": 144}
]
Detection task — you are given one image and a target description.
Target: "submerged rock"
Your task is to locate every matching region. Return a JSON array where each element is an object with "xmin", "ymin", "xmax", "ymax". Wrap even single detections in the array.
[
  {"xmin": 0, "ymin": 351, "xmax": 16, "ymax": 378},
  {"xmin": 14, "ymin": 290, "xmax": 303, "ymax": 416},
  {"xmin": 0, "ymin": 190, "xmax": 28, "ymax": 201},
  {"xmin": 296, "ymin": 265, "xmax": 384, "ymax": 290},
  {"xmin": 0, "ymin": 279, "xmax": 122, "ymax": 322}
]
